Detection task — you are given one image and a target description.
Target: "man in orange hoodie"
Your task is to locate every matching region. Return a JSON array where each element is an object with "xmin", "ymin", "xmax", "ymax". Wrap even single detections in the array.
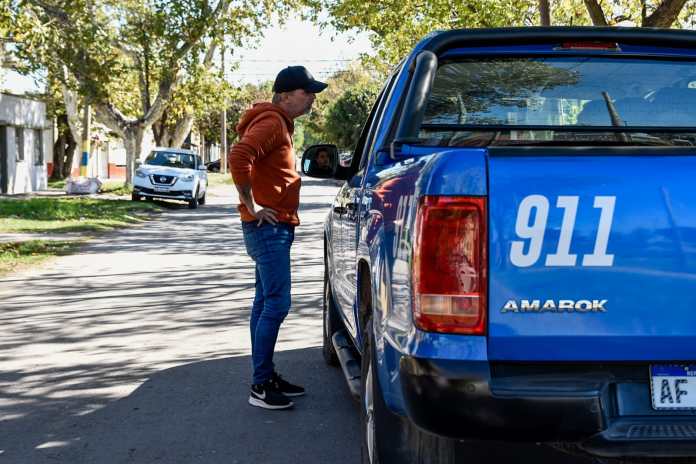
[{"xmin": 229, "ymin": 66, "xmax": 327, "ymax": 410}]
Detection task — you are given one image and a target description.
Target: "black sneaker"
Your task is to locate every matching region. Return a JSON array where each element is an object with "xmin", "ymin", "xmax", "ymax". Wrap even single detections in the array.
[
  {"xmin": 271, "ymin": 372, "xmax": 305, "ymax": 397},
  {"xmin": 248, "ymin": 381, "xmax": 293, "ymax": 410}
]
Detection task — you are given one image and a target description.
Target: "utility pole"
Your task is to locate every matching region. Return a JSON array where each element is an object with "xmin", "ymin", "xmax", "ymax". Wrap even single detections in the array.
[
  {"xmin": 220, "ymin": 41, "xmax": 228, "ymax": 175},
  {"xmin": 79, "ymin": 104, "xmax": 91, "ymax": 177},
  {"xmin": 199, "ymin": 123, "xmax": 206, "ymax": 163}
]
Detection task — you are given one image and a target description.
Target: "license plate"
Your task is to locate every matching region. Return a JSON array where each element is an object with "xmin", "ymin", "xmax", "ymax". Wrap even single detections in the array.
[
  {"xmin": 650, "ymin": 365, "xmax": 696, "ymax": 410},
  {"xmin": 154, "ymin": 187, "xmax": 170, "ymax": 193}
]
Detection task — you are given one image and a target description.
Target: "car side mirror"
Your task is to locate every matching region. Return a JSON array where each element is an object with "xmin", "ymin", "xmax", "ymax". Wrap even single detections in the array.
[
  {"xmin": 197, "ymin": 165, "xmax": 207, "ymax": 171},
  {"xmin": 301, "ymin": 144, "xmax": 339, "ymax": 179}
]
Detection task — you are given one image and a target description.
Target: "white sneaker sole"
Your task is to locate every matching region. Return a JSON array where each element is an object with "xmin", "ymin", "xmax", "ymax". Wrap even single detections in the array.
[
  {"xmin": 248, "ymin": 395, "xmax": 294, "ymax": 410},
  {"xmin": 281, "ymin": 391, "xmax": 306, "ymax": 397}
]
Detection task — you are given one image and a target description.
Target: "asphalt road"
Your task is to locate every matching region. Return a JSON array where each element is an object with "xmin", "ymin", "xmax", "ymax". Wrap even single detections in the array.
[{"xmin": 0, "ymin": 178, "xmax": 593, "ymax": 464}]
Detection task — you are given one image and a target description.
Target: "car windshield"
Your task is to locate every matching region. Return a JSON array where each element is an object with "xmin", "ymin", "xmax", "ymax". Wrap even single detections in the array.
[
  {"xmin": 420, "ymin": 56, "xmax": 696, "ymax": 147},
  {"xmin": 145, "ymin": 151, "xmax": 195, "ymax": 169}
]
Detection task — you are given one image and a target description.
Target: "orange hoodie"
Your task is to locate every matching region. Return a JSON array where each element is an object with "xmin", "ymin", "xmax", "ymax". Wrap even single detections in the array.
[{"xmin": 228, "ymin": 103, "xmax": 301, "ymax": 225}]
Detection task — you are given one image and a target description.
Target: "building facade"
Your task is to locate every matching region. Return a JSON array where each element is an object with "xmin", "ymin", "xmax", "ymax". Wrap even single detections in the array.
[{"xmin": 0, "ymin": 92, "xmax": 51, "ymax": 194}]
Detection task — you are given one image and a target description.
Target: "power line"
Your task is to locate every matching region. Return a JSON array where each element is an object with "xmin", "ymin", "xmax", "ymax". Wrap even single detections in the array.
[
  {"xmin": 227, "ymin": 70, "xmax": 349, "ymax": 77},
  {"xmin": 233, "ymin": 58, "xmax": 355, "ymax": 63}
]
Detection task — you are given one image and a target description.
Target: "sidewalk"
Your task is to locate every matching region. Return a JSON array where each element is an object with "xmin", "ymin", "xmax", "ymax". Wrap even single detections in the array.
[{"xmin": 0, "ymin": 231, "xmax": 91, "ymax": 244}]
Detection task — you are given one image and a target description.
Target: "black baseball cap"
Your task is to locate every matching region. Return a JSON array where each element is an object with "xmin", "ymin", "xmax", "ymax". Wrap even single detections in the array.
[{"xmin": 273, "ymin": 66, "xmax": 328, "ymax": 94}]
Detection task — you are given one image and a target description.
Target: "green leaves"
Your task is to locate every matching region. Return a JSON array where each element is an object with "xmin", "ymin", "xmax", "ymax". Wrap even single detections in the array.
[
  {"xmin": 321, "ymin": 0, "xmax": 694, "ymax": 70},
  {"xmin": 324, "ymin": 80, "xmax": 379, "ymax": 150},
  {"xmin": 323, "ymin": 0, "xmax": 539, "ymax": 69}
]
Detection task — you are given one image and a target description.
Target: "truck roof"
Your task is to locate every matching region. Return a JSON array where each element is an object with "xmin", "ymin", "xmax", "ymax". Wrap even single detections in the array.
[{"xmin": 418, "ymin": 26, "xmax": 696, "ymax": 55}]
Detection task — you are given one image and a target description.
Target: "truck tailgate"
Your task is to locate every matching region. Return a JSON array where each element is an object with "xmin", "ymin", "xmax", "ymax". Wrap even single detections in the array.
[{"xmin": 487, "ymin": 150, "xmax": 696, "ymax": 361}]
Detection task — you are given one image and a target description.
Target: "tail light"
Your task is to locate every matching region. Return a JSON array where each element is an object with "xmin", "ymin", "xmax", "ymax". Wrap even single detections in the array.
[
  {"xmin": 559, "ymin": 41, "xmax": 620, "ymax": 51},
  {"xmin": 412, "ymin": 196, "xmax": 487, "ymax": 335}
]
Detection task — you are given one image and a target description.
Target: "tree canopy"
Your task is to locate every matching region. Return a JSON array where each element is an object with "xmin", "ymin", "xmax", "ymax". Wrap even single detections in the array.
[
  {"xmin": 321, "ymin": 0, "xmax": 695, "ymax": 69},
  {"xmin": 9, "ymin": 0, "xmax": 297, "ymax": 184}
]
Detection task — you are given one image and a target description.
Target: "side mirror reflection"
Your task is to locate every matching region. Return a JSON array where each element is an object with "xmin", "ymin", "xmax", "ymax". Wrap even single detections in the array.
[{"xmin": 301, "ymin": 144, "xmax": 339, "ymax": 179}]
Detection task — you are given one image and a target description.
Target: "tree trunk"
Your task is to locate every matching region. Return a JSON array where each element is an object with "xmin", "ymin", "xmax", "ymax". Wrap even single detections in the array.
[
  {"xmin": 583, "ymin": 0, "xmax": 609, "ymax": 25},
  {"xmin": 50, "ymin": 113, "xmax": 78, "ymax": 180},
  {"xmin": 123, "ymin": 126, "xmax": 144, "ymax": 187},
  {"xmin": 60, "ymin": 77, "xmax": 81, "ymax": 141},
  {"xmin": 51, "ymin": 133, "xmax": 66, "ymax": 181},
  {"xmin": 540, "ymin": 0, "xmax": 551, "ymax": 26},
  {"xmin": 52, "ymin": 113, "xmax": 67, "ymax": 180},
  {"xmin": 644, "ymin": 0, "xmax": 688, "ymax": 27},
  {"xmin": 152, "ymin": 111, "xmax": 167, "ymax": 146},
  {"xmin": 62, "ymin": 131, "xmax": 77, "ymax": 179},
  {"xmin": 170, "ymin": 114, "xmax": 195, "ymax": 148},
  {"xmin": 155, "ymin": 114, "xmax": 195, "ymax": 148}
]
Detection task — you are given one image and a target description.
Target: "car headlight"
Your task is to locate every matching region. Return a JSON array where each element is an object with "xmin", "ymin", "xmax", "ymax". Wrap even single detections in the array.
[
  {"xmin": 180, "ymin": 174, "xmax": 195, "ymax": 182},
  {"xmin": 135, "ymin": 169, "xmax": 146, "ymax": 178}
]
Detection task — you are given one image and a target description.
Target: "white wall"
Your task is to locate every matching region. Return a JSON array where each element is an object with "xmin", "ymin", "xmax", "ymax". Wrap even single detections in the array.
[
  {"xmin": 92, "ymin": 130, "xmax": 155, "ymax": 168},
  {"xmin": 0, "ymin": 94, "xmax": 46, "ymax": 127},
  {"xmin": 0, "ymin": 93, "xmax": 50, "ymax": 194}
]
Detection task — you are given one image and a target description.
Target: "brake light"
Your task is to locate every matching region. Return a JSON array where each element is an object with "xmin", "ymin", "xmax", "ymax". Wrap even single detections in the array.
[
  {"xmin": 559, "ymin": 41, "xmax": 620, "ymax": 51},
  {"xmin": 412, "ymin": 196, "xmax": 487, "ymax": 335}
]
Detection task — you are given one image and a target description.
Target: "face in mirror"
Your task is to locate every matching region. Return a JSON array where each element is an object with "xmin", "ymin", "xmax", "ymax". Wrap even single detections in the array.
[{"xmin": 301, "ymin": 144, "xmax": 338, "ymax": 178}]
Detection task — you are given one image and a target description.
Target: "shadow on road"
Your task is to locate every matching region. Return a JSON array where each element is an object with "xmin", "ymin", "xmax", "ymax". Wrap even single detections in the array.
[
  {"xmin": 0, "ymin": 348, "xmax": 361, "ymax": 464},
  {"xmin": 0, "ymin": 182, "xmax": 593, "ymax": 464}
]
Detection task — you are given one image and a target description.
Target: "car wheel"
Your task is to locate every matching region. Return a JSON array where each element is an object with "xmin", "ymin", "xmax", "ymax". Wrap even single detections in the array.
[
  {"xmin": 361, "ymin": 314, "xmax": 459, "ymax": 464},
  {"xmin": 131, "ymin": 192, "xmax": 141, "ymax": 201},
  {"xmin": 199, "ymin": 192, "xmax": 206, "ymax": 205},
  {"xmin": 361, "ymin": 316, "xmax": 402, "ymax": 464},
  {"xmin": 322, "ymin": 260, "xmax": 339, "ymax": 367},
  {"xmin": 188, "ymin": 189, "xmax": 199, "ymax": 209}
]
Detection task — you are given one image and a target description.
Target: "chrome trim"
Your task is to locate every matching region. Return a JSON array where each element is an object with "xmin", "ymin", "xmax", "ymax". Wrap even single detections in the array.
[{"xmin": 149, "ymin": 174, "xmax": 178, "ymax": 186}]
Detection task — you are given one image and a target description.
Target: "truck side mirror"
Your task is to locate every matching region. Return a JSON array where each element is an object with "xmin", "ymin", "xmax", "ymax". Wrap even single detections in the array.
[{"xmin": 301, "ymin": 144, "xmax": 339, "ymax": 179}]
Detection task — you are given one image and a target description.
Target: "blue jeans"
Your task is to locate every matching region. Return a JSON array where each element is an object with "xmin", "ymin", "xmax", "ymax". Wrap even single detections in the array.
[{"xmin": 242, "ymin": 221, "xmax": 295, "ymax": 385}]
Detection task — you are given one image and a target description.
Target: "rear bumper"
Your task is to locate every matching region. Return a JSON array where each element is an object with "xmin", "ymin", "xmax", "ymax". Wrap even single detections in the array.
[{"xmin": 399, "ymin": 356, "xmax": 696, "ymax": 458}]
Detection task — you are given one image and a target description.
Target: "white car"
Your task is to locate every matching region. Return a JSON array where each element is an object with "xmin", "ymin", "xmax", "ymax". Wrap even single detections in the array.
[{"xmin": 132, "ymin": 148, "xmax": 208, "ymax": 209}]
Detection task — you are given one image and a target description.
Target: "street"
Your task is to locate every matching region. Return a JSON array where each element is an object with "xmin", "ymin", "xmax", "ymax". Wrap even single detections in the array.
[
  {"xmin": 0, "ymin": 179, "xmax": 591, "ymax": 464},
  {"xmin": 0, "ymin": 179, "xmax": 360, "ymax": 464}
]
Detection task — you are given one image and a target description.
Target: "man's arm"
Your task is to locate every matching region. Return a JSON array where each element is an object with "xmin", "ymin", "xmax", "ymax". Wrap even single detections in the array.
[
  {"xmin": 235, "ymin": 183, "xmax": 277, "ymax": 226},
  {"xmin": 228, "ymin": 116, "xmax": 283, "ymax": 225}
]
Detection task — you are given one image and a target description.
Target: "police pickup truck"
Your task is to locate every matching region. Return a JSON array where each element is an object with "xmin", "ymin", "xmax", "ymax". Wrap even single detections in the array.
[{"xmin": 301, "ymin": 27, "xmax": 696, "ymax": 463}]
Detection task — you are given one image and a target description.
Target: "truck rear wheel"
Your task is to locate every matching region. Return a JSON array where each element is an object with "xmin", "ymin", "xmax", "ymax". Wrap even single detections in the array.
[{"xmin": 360, "ymin": 316, "xmax": 458, "ymax": 464}]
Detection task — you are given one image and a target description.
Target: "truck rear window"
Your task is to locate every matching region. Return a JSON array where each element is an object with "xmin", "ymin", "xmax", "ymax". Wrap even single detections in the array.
[{"xmin": 420, "ymin": 56, "xmax": 696, "ymax": 147}]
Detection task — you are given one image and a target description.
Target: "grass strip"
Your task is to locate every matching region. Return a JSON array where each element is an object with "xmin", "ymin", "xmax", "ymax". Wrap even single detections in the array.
[
  {"xmin": 0, "ymin": 198, "xmax": 159, "ymax": 233},
  {"xmin": 0, "ymin": 240, "xmax": 81, "ymax": 275},
  {"xmin": 207, "ymin": 172, "xmax": 235, "ymax": 187}
]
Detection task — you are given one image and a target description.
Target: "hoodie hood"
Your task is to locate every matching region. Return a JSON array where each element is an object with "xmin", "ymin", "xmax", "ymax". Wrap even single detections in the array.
[{"xmin": 235, "ymin": 102, "xmax": 294, "ymax": 136}]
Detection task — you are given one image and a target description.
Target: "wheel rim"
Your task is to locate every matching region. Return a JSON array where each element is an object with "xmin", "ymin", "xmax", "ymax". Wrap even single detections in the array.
[{"xmin": 365, "ymin": 362, "xmax": 376, "ymax": 463}]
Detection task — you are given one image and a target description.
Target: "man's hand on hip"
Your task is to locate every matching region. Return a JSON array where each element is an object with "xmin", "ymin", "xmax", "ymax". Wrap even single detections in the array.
[{"xmin": 255, "ymin": 208, "xmax": 278, "ymax": 226}]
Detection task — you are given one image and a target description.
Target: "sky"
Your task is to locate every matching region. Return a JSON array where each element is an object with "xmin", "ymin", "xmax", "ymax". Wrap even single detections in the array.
[
  {"xmin": 1, "ymin": 15, "xmax": 373, "ymax": 94},
  {"xmin": 227, "ymin": 16, "xmax": 373, "ymax": 85}
]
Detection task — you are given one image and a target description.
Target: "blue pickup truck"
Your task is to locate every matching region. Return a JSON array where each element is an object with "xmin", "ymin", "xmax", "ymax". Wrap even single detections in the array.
[{"xmin": 301, "ymin": 27, "xmax": 696, "ymax": 463}]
